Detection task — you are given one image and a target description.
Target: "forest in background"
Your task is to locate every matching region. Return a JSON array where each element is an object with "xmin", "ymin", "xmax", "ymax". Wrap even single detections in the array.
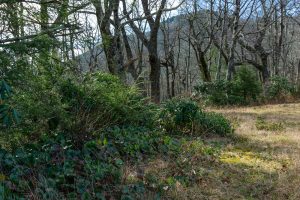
[
  {"xmin": 1, "ymin": 0, "xmax": 300, "ymax": 199},
  {"xmin": 1, "ymin": 0, "xmax": 300, "ymax": 102}
]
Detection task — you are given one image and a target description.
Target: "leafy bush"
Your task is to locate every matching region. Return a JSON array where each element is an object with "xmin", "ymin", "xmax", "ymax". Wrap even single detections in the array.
[
  {"xmin": 11, "ymin": 75, "xmax": 67, "ymax": 134},
  {"xmin": 267, "ymin": 76, "xmax": 296, "ymax": 101},
  {"xmin": 196, "ymin": 112, "xmax": 233, "ymax": 136},
  {"xmin": 0, "ymin": 72, "xmax": 233, "ymax": 199},
  {"xmin": 159, "ymin": 98, "xmax": 200, "ymax": 134},
  {"xmin": 159, "ymin": 98, "xmax": 233, "ymax": 136},
  {"xmin": 100, "ymin": 126, "xmax": 161, "ymax": 158},
  {"xmin": 0, "ymin": 129, "xmax": 176, "ymax": 199},
  {"xmin": 194, "ymin": 67, "xmax": 262, "ymax": 105},
  {"xmin": 10, "ymin": 72, "xmax": 157, "ymax": 142},
  {"xmin": 194, "ymin": 80, "xmax": 232, "ymax": 105},
  {"xmin": 0, "ymin": 80, "xmax": 20, "ymax": 128},
  {"xmin": 231, "ymin": 67, "xmax": 262, "ymax": 103}
]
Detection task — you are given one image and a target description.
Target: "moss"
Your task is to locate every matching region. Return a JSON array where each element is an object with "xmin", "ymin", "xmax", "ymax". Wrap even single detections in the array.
[{"xmin": 220, "ymin": 149, "xmax": 283, "ymax": 173}]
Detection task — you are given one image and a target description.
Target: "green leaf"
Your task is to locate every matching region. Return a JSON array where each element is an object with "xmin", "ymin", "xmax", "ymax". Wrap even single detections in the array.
[
  {"xmin": 0, "ymin": 80, "xmax": 12, "ymax": 98},
  {"xmin": 0, "ymin": 105, "xmax": 8, "ymax": 113},
  {"xmin": 115, "ymin": 158, "xmax": 123, "ymax": 166},
  {"xmin": 12, "ymin": 109, "xmax": 21, "ymax": 124},
  {"xmin": 3, "ymin": 115, "xmax": 10, "ymax": 126},
  {"xmin": 103, "ymin": 138, "xmax": 108, "ymax": 146}
]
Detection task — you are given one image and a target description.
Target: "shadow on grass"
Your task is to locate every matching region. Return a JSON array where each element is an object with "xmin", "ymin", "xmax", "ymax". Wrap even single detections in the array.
[{"xmin": 147, "ymin": 132, "xmax": 300, "ymax": 200}]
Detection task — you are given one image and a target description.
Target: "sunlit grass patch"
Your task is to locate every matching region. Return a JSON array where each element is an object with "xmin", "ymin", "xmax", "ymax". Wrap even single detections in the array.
[
  {"xmin": 220, "ymin": 149, "xmax": 284, "ymax": 173},
  {"xmin": 162, "ymin": 103, "xmax": 300, "ymax": 199}
]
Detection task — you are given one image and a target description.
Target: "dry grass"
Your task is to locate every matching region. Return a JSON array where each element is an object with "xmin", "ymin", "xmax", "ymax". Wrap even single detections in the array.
[
  {"xmin": 214, "ymin": 103, "xmax": 300, "ymax": 199},
  {"xmin": 144, "ymin": 103, "xmax": 300, "ymax": 199}
]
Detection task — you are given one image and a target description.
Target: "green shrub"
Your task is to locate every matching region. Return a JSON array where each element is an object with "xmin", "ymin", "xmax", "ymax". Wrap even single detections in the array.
[
  {"xmin": 196, "ymin": 112, "xmax": 233, "ymax": 136},
  {"xmin": 9, "ymin": 72, "xmax": 157, "ymax": 143},
  {"xmin": 100, "ymin": 126, "xmax": 161, "ymax": 158},
  {"xmin": 11, "ymin": 75, "xmax": 67, "ymax": 134},
  {"xmin": 194, "ymin": 80, "xmax": 231, "ymax": 105},
  {"xmin": 231, "ymin": 67, "xmax": 262, "ymax": 103},
  {"xmin": 159, "ymin": 98, "xmax": 233, "ymax": 136},
  {"xmin": 0, "ymin": 80, "xmax": 20, "ymax": 128},
  {"xmin": 267, "ymin": 76, "xmax": 295, "ymax": 101},
  {"xmin": 159, "ymin": 98, "xmax": 200, "ymax": 134},
  {"xmin": 0, "ymin": 129, "xmax": 169, "ymax": 199},
  {"xmin": 61, "ymin": 73, "xmax": 157, "ymax": 139},
  {"xmin": 194, "ymin": 67, "xmax": 262, "ymax": 105}
]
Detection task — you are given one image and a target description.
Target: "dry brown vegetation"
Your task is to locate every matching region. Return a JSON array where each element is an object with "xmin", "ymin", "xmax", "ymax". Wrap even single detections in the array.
[
  {"xmin": 211, "ymin": 103, "xmax": 300, "ymax": 199},
  {"xmin": 139, "ymin": 103, "xmax": 300, "ymax": 199}
]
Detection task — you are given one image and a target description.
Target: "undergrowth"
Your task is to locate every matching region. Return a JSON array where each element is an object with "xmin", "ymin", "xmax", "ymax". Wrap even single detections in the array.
[
  {"xmin": 159, "ymin": 98, "xmax": 233, "ymax": 136},
  {"xmin": 0, "ymin": 73, "xmax": 233, "ymax": 199}
]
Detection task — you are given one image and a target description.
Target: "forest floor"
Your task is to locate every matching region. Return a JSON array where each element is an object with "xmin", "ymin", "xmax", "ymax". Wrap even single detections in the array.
[
  {"xmin": 2, "ymin": 103, "xmax": 300, "ymax": 199},
  {"xmin": 150, "ymin": 103, "xmax": 300, "ymax": 199}
]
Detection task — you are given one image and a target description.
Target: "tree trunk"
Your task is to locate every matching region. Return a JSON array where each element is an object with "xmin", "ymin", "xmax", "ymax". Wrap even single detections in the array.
[
  {"xmin": 122, "ymin": 0, "xmax": 166, "ymax": 102},
  {"xmin": 199, "ymin": 52, "xmax": 212, "ymax": 82},
  {"xmin": 101, "ymin": 29, "xmax": 125, "ymax": 80},
  {"xmin": 216, "ymin": 0, "xmax": 228, "ymax": 80},
  {"xmin": 170, "ymin": 49, "xmax": 176, "ymax": 97},
  {"xmin": 297, "ymin": 59, "xmax": 300, "ymax": 85},
  {"xmin": 261, "ymin": 55, "xmax": 270, "ymax": 83},
  {"xmin": 121, "ymin": 26, "xmax": 138, "ymax": 80},
  {"xmin": 149, "ymin": 50, "xmax": 161, "ymax": 103},
  {"xmin": 171, "ymin": 67, "xmax": 176, "ymax": 97},
  {"xmin": 227, "ymin": 0, "xmax": 240, "ymax": 81},
  {"xmin": 165, "ymin": 65, "xmax": 170, "ymax": 99},
  {"xmin": 94, "ymin": 0, "xmax": 126, "ymax": 82}
]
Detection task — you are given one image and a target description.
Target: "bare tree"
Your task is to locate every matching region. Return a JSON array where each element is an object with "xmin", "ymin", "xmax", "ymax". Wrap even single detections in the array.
[
  {"xmin": 184, "ymin": 0, "xmax": 213, "ymax": 82},
  {"xmin": 122, "ymin": 0, "xmax": 169, "ymax": 103},
  {"xmin": 91, "ymin": 0, "xmax": 126, "ymax": 80},
  {"xmin": 226, "ymin": 0, "xmax": 240, "ymax": 80}
]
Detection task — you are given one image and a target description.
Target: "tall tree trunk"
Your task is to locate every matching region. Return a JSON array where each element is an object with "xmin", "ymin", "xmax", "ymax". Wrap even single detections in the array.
[
  {"xmin": 198, "ymin": 50, "xmax": 212, "ymax": 82},
  {"xmin": 169, "ymin": 49, "xmax": 176, "ymax": 97},
  {"xmin": 94, "ymin": 0, "xmax": 126, "ymax": 82},
  {"xmin": 122, "ymin": 0, "xmax": 167, "ymax": 102},
  {"xmin": 297, "ymin": 59, "xmax": 300, "ymax": 85},
  {"xmin": 261, "ymin": 55, "xmax": 270, "ymax": 83},
  {"xmin": 121, "ymin": 26, "xmax": 138, "ymax": 80},
  {"xmin": 165, "ymin": 65, "xmax": 170, "ymax": 98},
  {"xmin": 149, "ymin": 57, "xmax": 161, "ymax": 103},
  {"xmin": 149, "ymin": 46, "xmax": 161, "ymax": 103},
  {"xmin": 39, "ymin": 0, "xmax": 51, "ymax": 68},
  {"xmin": 227, "ymin": 0, "xmax": 240, "ymax": 81},
  {"xmin": 273, "ymin": 5, "xmax": 280, "ymax": 75},
  {"xmin": 171, "ymin": 67, "xmax": 176, "ymax": 97},
  {"xmin": 216, "ymin": 0, "xmax": 228, "ymax": 80}
]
